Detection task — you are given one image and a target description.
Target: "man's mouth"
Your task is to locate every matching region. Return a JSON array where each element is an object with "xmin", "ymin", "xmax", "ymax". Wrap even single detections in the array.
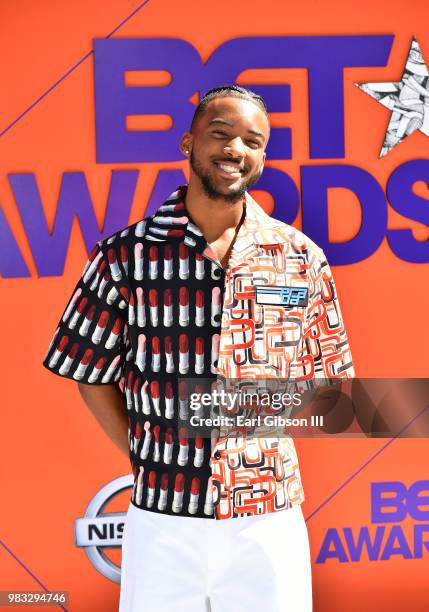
[{"xmin": 214, "ymin": 161, "xmax": 244, "ymax": 178}]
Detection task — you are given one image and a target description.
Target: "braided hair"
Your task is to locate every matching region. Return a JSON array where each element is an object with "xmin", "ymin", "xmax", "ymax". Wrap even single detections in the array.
[{"xmin": 190, "ymin": 85, "xmax": 269, "ymax": 131}]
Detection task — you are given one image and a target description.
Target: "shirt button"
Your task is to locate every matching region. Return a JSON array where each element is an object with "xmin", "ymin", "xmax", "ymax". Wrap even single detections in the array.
[
  {"xmin": 213, "ymin": 314, "xmax": 221, "ymax": 323},
  {"xmin": 214, "ymin": 451, "xmax": 222, "ymax": 460},
  {"xmin": 213, "ymin": 268, "xmax": 222, "ymax": 279}
]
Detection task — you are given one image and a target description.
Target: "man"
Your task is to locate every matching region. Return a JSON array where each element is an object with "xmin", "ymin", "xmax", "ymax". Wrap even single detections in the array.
[{"xmin": 43, "ymin": 85, "xmax": 354, "ymax": 611}]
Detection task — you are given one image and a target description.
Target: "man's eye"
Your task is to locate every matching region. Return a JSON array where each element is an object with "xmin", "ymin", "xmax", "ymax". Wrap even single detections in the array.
[
  {"xmin": 213, "ymin": 131, "xmax": 226, "ymax": 137},
  {"xmin": 247, "ymin": 141, "xmax": 260, "ymax": 148}
]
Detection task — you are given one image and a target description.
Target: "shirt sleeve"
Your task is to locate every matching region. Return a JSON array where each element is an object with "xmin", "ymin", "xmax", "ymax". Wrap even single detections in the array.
[
  {"xmin": 297, "ymin": 248, "xmax": 355, "ymax": 380},
  {"xmin": 42, "ymin": 241, "xmax": 126, "ymax": 385}
]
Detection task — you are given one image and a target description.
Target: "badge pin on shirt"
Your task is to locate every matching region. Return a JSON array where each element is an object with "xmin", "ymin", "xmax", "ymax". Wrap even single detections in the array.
[{"xmin": 255, "ymin": 285, "xmax": 309, "ymax": 307}]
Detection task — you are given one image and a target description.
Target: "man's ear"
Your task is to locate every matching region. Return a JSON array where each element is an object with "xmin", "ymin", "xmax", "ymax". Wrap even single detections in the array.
[{"xmin": 180, "ymin": 132, "xmax": 193, "ymax": 157}]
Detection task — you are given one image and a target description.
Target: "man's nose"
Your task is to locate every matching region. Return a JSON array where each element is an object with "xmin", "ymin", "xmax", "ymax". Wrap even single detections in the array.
[{"xmin": 224, "ymin": 137, "xmax": 245, "ymax": 159}]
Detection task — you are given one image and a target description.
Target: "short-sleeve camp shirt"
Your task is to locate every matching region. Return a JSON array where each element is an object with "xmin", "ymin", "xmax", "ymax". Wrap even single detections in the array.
[{"xmin": 43, "ymin": 185, "xmax": 354, "ymax": 519}]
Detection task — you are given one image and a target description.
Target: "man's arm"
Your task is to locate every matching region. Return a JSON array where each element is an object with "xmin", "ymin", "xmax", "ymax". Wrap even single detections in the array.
[{"xmin": 77, "ymin": 382, "xmax": 130, "ymax": 456}]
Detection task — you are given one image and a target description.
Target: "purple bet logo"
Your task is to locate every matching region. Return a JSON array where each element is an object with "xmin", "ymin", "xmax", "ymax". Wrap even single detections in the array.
[{"xmin": 93, "ymin": 35, "xmax": 393, "ymax": 163}]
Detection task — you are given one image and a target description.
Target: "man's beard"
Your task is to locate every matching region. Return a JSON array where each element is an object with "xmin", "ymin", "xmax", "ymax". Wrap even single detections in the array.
[{"xmin": 190, "ymin": 151, "xmax": 262, "ymax": 203}]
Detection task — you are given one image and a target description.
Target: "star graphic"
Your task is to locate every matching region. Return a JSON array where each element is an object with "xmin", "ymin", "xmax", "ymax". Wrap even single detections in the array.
[{"xmin": 356, "ymin": 37, "xmax": 429, "ymax": 157}]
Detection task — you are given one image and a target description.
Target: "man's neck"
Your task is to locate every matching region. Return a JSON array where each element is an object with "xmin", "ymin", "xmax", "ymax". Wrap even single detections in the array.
[{"xmin": 184, "ymin": 180, "xmax": 245, "ymax": 243}]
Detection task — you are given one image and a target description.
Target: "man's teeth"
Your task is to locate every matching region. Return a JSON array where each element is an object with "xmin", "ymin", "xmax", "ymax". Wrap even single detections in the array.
[{"xmin": 218, "ymin": 163, "xmax": 241, "ymax": 174}]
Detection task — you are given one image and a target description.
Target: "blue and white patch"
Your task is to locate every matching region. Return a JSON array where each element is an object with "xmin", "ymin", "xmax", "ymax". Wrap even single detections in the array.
[{"xmin": 255, "ymin": 285, "xmax": 309, "ymax": 307}]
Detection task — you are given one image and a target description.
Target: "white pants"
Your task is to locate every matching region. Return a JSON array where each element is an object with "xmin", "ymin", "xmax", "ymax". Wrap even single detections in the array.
[{"xmin": 119, "ymin": 502, "xmax": 312, "ymax": 612}]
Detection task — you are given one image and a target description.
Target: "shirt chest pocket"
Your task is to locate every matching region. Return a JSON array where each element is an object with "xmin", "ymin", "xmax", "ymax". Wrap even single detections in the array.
[
  {"xmin": 221, "ymin": 258, "xmax": 309, "ymax": 375},
  {"xmin": 253, "ymin": 301, "xmax": 305, "ymax": 353}
]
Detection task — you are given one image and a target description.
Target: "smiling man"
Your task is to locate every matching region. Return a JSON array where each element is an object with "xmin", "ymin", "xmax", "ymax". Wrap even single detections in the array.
[
  {"xmin": 181, "ymin": 91, "xmax": 270, "ymax": 269},
  {"xmin": 43, "ymin": 85, "xmax": 354, "ymax": 612}
]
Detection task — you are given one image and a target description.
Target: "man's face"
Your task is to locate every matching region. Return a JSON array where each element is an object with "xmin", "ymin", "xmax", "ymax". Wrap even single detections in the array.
[{"xmin": 182, "ymin": 97, "xmax": 270, "ymax": 203}]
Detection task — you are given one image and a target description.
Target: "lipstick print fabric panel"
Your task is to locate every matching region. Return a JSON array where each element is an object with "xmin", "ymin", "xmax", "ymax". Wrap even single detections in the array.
[
  {"xmin": 42, "ymin": 242, "xmax": 126, "ymax": 384},
  {"xmin": 43, "ymin": 193, "xmax": 223, "ymax": 518}
]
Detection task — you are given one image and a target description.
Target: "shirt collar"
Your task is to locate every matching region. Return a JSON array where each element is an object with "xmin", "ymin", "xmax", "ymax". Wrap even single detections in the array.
[
  {"xmin": 145, "ymin": 185, "xmax": 285, "ymax": 266},
  {"xmin": 146, "ymin": 185, "xmax": 207, "ymax": 251}
]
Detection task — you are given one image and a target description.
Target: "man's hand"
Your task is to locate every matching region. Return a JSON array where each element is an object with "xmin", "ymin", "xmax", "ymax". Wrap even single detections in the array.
[{"xmin": 77, "ymin": 382, "xmax": 130, "ymax": 456}]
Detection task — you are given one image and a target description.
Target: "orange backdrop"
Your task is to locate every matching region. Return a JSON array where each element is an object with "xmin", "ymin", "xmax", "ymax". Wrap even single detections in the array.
[{"xmin": 1, "ymin": 1, "xmax": 428, "ymax": 610}]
